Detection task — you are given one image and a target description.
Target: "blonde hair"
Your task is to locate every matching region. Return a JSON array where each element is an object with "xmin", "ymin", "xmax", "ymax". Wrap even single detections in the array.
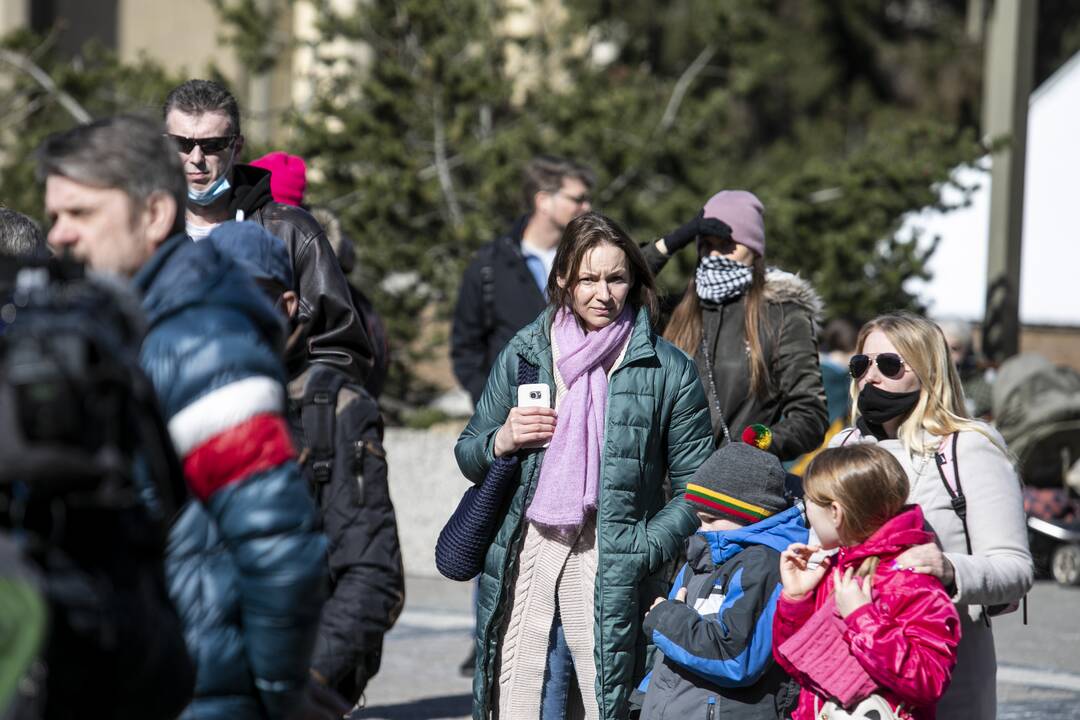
[
  {"xmin": 804, "ymin": 445, "xmax": 910, "ymax": 576},
  {"xmin": 850, "ymin": 311, "xmax": 997, "ymax": 455}
]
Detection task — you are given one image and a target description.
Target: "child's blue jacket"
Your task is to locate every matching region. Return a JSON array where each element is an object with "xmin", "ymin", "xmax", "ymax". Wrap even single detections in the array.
[{"xmin": 636, "ymin": 505, "xmax": 807, "ymax": 719}]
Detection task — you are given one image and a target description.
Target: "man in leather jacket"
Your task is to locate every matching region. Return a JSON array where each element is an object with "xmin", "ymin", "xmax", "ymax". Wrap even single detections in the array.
[{"xmin": 163, "ymin": 79, "xmax": 373, "ymax": 386}]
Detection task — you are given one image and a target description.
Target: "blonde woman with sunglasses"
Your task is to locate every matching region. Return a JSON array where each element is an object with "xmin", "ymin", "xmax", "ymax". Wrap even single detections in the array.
[{"xmin": 829, "ymin": 311, "xmax": 1033, "ymax": 719}]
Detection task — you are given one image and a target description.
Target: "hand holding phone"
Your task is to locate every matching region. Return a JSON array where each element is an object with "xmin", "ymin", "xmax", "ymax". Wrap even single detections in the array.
[{"xmin": 493, "ymin": 384, "xmax": 556, "ymax": 456}]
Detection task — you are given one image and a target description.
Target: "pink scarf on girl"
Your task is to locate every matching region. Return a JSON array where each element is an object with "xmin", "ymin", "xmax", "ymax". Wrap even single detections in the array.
[{"xmin": 526, "ymin": 306, "xmax": 633, "ymax": 528}]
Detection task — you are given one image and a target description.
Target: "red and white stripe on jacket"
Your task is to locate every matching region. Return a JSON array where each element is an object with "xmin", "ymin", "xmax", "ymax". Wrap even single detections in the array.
[{"xmin": 167, "ymin": 375, "xmax": 297, "ymax": 502}]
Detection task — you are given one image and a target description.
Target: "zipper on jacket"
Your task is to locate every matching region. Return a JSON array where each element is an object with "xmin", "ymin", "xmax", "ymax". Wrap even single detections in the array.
[
  {"xmin": 706, "ymin": 696, "xmax": 716, "ymax": 720},
  {"xmin": 593, "ymin": 351, "xmax": 635, "ymax": 717},
  {"xmin": 592, "ymin": 353, "xmax": 634, "ymax": 717}
]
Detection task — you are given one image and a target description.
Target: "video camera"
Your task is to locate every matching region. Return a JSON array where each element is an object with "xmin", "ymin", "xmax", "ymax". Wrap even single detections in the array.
[
  {"xmin": 0, "ymin": 256, "xmax": 184, "ymax": 522},
  {"xmin": 0, "ymin": 256, "xmax": 196, "ymax": 720}
]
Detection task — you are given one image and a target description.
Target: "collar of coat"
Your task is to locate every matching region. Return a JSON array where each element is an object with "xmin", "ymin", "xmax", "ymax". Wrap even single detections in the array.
[
  {"xmin": 762, "ymin": 268, "xmax": 825, "ymax": 324},
  {"xmin": 508, "ymin": 304, "xmax": 657, "ymax": 373}
]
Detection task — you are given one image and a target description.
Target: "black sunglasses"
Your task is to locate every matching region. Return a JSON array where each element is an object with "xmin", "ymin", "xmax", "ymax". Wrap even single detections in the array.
[
  {"xmin": 165, "ymin": 133, "xmax": 236, "ymax": 154},
  {"xmin": 849, "ymin": 352, "xmax": 908, "ymax": 380}
]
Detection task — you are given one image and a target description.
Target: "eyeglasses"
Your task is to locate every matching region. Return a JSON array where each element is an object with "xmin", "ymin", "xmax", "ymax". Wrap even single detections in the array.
[
  {"xmin": 165, "ymin": 134, "xmax": 237, "ymax": 154},
  {"xmin": 849, "ymin": 352, "xmax": 908, "ymax": 380},
  {"xmin": 557, "ymin": 190, "xmax": 591, "ymax": 206}
]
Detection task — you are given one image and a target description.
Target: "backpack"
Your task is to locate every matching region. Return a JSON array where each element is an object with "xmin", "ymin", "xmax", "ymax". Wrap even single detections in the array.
[
  {"xmin": 347, "ymin": 282, "xmax": 390, "ymax": 399},
  {"xmin": 288, "ymin": 364, "xmax": 404, "ymax": 702},
  {"xmin": 839, "ymin": 428, "xmax": 1025, "ymax": 623}
]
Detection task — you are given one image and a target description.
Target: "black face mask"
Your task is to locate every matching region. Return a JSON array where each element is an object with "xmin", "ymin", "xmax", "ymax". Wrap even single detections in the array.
[{"xmin": 857, "ymin": 384, "xmax": 920, "ymax": 425}]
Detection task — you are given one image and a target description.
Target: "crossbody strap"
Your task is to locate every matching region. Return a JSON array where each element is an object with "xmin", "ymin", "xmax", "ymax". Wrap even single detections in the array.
[
  {"xmin": 302, "ymin": 389, "xmax": 337, "ymax": 485},
  {"xmin": 699, "ymin": 334, "xmax": 732, "ymax": 444},
  {"xmin": 934, "ymin": 433, "xmax": 973, "ymax": 556}
]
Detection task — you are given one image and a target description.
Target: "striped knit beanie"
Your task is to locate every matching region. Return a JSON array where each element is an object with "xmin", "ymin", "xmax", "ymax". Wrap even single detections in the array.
[{"xmin": 686, "ymin": 442, "xmax": 789, "ymax": 524}]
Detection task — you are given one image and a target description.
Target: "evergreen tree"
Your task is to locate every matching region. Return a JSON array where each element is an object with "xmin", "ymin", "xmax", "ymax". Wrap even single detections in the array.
[{"xmin": 0, "ymin": 31, "xmax": 182, "ymax": 218}]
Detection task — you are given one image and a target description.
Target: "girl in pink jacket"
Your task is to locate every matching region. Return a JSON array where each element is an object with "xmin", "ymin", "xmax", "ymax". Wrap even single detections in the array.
[{"xmin": 773, "ymin": 445, "xmax": 961, "ymax": 720}]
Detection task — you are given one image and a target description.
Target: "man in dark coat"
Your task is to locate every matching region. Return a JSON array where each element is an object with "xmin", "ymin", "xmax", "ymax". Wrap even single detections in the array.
[
  {"xmin": 40, "ymin": 115, "xmax": 327, "ymax": 720},
  {"xmin": 451, "ymin": 155, "xmax": 594, "ymax": 405},
  {"xmin": 162, "ymin": 79, "xmax": 373, "ymax": 387}
]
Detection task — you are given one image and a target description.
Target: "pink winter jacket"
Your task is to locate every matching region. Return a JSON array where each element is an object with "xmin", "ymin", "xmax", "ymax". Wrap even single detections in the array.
[{"xmin": 773, "ymin": 506, "xmax": 962, "ymax": 720}]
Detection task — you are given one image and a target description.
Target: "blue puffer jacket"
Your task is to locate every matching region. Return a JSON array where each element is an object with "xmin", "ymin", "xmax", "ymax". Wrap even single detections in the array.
[
  {"xmin": 637, "ymin": 506, "xmax": 807, "ymax": 719},
  {"xmin": 133, "ymin": 234, "xmax": 327, "ymax": 720}
]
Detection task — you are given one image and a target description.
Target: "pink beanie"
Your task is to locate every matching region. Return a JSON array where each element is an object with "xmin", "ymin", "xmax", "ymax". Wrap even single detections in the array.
[
  {"xmin": 702, "ymin": 190, "xmax": 765, "ymax": 257},
  {"xmin": 250, "ymin": 151, "xmax": 307, "ymax": 207}
]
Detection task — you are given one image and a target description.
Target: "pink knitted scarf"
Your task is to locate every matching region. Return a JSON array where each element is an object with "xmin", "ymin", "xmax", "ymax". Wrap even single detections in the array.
[{"xmin": 526, "ymin": 306, "xmax": 633, "ymax": 528}]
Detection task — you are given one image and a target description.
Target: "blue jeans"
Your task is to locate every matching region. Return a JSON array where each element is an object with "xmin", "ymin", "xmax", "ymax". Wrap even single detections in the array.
[{"xmin": 540, "ymin": 608, "xmax": 575, "ymax": 719}]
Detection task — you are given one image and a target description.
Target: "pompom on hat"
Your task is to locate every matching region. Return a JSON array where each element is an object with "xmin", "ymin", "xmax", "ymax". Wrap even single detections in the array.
[
  {"xmin": 685, "ymin": 425, "xmax": 790, "ymax": 525},
  {"xmin": 702, "ymin": 190, "xmax": 765, "ymax": 257},
  {"xmin": 250, "ymin": 151, "xmax": 307, "ymax": 207},
  {"xmin": 742, "ymin": 424, "xmax": 773, "ymax": 450}
]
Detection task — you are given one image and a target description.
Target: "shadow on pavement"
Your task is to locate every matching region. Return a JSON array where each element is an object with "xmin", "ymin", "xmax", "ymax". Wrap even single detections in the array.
[{"xmin": 356, "ymin": 693, "xmax": 473, "ymax": 720}]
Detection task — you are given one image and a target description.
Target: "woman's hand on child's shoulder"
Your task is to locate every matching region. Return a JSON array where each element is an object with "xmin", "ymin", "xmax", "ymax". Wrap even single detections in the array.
[
  {"xmin": 895, "ymin": 542, "xmax": 955, "ymax": 587},
  {"xmin": 780, "ymin": 543, "xmax": 829, "ymax": 601},
  {"xmin": 833, "ymin": 567, "xmax": 873, "ymax": 618}
]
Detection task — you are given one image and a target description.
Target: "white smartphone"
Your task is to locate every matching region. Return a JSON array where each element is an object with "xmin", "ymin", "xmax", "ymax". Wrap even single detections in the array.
[
  {"xmin": 517, "ymin": 383, "xmax": 552, "ymax": 448},
  {"xmin": 517, "ymin": 383, "xmax": 551, "ymax": 408}
]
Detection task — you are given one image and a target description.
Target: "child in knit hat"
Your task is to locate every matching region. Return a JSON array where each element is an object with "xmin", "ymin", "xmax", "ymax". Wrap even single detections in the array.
[{"xmin": 635, "ymin": 431, "xmax": 807, "ymax": 720}]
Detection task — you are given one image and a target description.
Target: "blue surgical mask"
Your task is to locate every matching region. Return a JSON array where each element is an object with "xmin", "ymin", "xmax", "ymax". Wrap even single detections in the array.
[{"xmin": 187, "ymin": 173, "xmax": 232, "ymax": 206}]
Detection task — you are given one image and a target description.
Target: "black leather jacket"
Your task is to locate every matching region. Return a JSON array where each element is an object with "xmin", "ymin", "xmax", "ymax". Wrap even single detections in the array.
[{"xmin": 227, "ymin": 163, "xmax": 373, "ymax": 385}]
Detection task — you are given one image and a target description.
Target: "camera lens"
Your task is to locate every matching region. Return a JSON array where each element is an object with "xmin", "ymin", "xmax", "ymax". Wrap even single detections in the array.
[{"xmin": 529, "ymin": 390, "xmax": 541, "ymax": 399}]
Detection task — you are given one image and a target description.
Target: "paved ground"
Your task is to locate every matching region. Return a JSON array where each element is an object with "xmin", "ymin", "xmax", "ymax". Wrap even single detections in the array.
[{"xmin": 354, "ymin": 576, "xmax": 1080, "ymax": 719}]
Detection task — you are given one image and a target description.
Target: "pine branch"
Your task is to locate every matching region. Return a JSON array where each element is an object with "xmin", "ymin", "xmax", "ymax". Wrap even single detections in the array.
[
  {"xmin": 0, "ymin": 49, "xmax": 91, "ymax": 123},
  {"xmin": 432, "ymin": 90, "xmax": 463, "ymax": 229},
  {"xmin": 599, "ymin": 43, "xmax": 716, "ymax": 203}
]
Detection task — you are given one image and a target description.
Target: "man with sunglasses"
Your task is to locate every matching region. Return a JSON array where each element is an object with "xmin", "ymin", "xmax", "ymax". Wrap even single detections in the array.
[
  {"xmin": 163, "ymin": 79, "xmax": 374, "ymax": 389},
  {"xmin": 451, "ymin": 155, "xmax": 595, "ymax": 407}
]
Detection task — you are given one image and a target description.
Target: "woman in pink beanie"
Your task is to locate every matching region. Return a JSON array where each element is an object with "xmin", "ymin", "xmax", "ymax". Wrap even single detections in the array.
[
  {"xmin": 250, "ymin": 151, "xmax": 307, "ymax": 207},
  {"xmin": 642, "ymin": 190, "xmax": 828, "ymax": 462}
]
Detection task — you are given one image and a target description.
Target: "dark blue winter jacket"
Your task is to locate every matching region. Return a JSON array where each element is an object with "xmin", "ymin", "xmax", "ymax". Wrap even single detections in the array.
[
  {"xmin": 133, "ymin": 234, "xmax": 327, "ymax": 720},
  {"xmin": 637, "ymin": 505, "xmax": 807, "ymax": 719}
]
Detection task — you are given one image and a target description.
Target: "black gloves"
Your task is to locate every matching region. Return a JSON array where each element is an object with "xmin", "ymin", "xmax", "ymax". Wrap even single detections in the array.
[{"xmin": 662, "ymin": 210, "xmax": 733, "ymax": 254}]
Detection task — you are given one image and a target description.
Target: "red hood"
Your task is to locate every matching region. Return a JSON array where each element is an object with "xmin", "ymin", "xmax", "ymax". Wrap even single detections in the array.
[{"xmin": 837, "ymin": 505, "xmax": 935, "ymax": 569}]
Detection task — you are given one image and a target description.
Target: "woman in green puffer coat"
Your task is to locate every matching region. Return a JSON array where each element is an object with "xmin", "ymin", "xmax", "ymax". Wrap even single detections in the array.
[{"xmin": 455, "ymin": 212, "xmax": 713, "ymax": 720}]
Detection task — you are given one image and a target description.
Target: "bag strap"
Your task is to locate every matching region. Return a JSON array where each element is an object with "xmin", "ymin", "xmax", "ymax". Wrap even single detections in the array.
[
  {"xmin": 698, "ymin": 334, "xmax": 732, "ymax": 444},
  {"xmin": 478, "ymin": 244, "xmax": 497, "ymax": 337},
  {"xmin": 934, "ymin": 433, "xmax": 973, "ymax": 556},
  {"xmin": 838, "ymin": 427, "xmax": 860, "ymax": 446},
  {"xmin": 934, "ymin": 432, "xmax": 1008, "ymax": 626},
  {"xmin": 301, "ymin": 369, "xmax": 349, "ymax": 484},
  {"xmin": 516, "ymin": 354, "xmax": 539, "ymax": 387}
]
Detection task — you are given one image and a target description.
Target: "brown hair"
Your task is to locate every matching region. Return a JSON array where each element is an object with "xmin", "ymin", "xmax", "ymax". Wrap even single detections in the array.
[
  {"xmin": 546, "ymin": 212, "xmax": 658, "ymax": 323},
  {"xmin": 664, "ymin": 249, "xmax": 770, "ymax": 396},
  {"xmin": 522, "ymin": 155, "xmax": 595, "ymax": 212},
  {"xmin": 803, "ymin": 445, "xmax": 909, "ymax": 576}
]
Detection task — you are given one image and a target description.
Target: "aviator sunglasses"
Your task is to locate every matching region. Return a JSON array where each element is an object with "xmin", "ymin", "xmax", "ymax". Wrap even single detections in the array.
[
  {"xmin": 848, "ymin": 352, "xmax": 908, "ymax": 380},
  {"xmin": 165, "ymin": 133, "xmax": 237, "ymax": 154}
]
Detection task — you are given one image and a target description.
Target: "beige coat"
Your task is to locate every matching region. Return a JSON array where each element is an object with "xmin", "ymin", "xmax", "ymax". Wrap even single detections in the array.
[{"xmin": 832, "ymin": 423, "xmax": 1034, "ymax": 719}]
